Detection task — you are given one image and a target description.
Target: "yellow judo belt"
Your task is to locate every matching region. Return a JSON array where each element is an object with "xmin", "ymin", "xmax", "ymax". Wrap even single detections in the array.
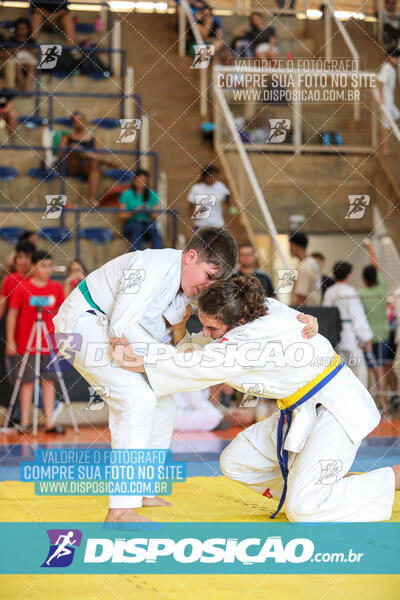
[{"xmin": 270, "ymin": 353, "xmax": 345, "ymax": 519}]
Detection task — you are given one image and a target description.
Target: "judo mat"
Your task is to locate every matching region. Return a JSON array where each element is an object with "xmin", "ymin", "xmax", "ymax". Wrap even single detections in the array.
[
  {"xmin": 0, "ymin": 425, "xmax": 399, "ymax": 598},
  {"xmin": 0, "ymin": 476, "xmax": 399, "ymax": 599}
]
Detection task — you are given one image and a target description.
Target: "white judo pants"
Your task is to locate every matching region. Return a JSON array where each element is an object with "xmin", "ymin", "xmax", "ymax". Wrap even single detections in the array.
[
  {"xmin": 53, "ymin": 289, "xmax": 176, "ymax": 510},
  {"xmin": 220, "ymin": 405, "xmax": 395, "ymax": 522}
]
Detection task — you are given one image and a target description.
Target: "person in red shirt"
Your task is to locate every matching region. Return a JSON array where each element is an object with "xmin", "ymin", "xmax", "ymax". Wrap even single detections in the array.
[
  {"xmin": 0, "ymin": 241, "xmax": 36, "ymax": 320},
  {"xmin": 6, "ymin": 250, "xmax": 65, "ymax": 434}
]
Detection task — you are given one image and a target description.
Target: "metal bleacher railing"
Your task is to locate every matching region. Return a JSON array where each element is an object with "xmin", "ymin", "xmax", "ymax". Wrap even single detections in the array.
[
  {"xmin": 0, "ymin": 144, "xmax": 159, "ymax": 195},
  {"xmin": 213, "ymin": 64, "xmax": 378, "ymax": 153},
  {"xmin": 9, "ymin": 86, "xmax": 143, "ymax": 156},
  {"xmin": 1, "ymin": 41, "xmax": 130, "ymax": 112},
  {"xmin": 0, "ymin": 206, "xmax": 178, "ymax": 259},
  {"xmin": 177, "ymin": 0, "xmax": 383, "ymax": 118},
  {"xmin": 195, "ymin": 0, "xmax": 376, "ymax": 16}
]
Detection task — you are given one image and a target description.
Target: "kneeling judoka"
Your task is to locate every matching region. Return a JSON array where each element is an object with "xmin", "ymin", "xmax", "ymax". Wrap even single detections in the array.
[{"xmin": 109, "ymin": 276, "xmax": 398, "ymax": 522}]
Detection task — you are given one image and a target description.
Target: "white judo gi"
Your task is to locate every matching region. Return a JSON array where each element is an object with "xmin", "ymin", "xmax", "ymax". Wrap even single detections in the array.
[
  {"xmin": 53, "ymin": 248, "xmax": 188, "ymax": 509},
  {"xmin": 143, "ymin": 299, "xmax": 395, "ymax": 522},
  {"xmin": 323, "ymin": 282, "xmax": 372, "ymax": 387},
  {"xmin": 173, "ymin": 389, "xmax": 223, "ymax": 431}
]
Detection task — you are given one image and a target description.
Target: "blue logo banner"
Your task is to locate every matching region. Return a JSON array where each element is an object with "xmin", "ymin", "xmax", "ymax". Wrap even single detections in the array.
[{"xmin": 0, "ymin": 522, "xmax": 399, "ymax": 574}]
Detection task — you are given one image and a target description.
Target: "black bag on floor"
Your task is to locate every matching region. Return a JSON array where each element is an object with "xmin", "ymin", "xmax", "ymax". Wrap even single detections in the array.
[
  {"xmin": 78, "ymin": 41, "xmax": 110, "ymax": 78},
  {"xmin": 55, "ymin": 48, "xmax": 80, "ymax": 74}
]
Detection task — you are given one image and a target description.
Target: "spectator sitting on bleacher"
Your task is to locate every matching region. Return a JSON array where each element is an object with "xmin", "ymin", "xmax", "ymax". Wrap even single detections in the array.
[
  {"xmin": 63, "ymin": 259, "xmax": 87, "ymax": 296},
  {"xmin": 118, "ymin": 168, "xmax": 163, "ymax": 252},
  {"xmin": 193, "ymin": 4, "xmax": 224, "ymax": 59},
  {"xmin": 0, "ymin": 241, "xmax": 36, "ymax": 320},
  {"xmin": 7, "ymin": 18, "xmax": 38, "ymax": 92},
  {"xmin": 232, "ymin": 243, "xmax": 275, "ymax": 297},
  {"xmin": 6, "ymin": 250, "xmax": 66, "ymax": 434},
  {"xmin": 30, "ymin": 0, "xmax": 78, "ymax": 49},
  {"xmin": 59, "ymin": 111, "xmax": 117, "ymax": 206},
  {"xmin": 231, "ymin": 12, "xmax": 277, "ymax": 58},
  {"xmin": 382, "ymin": 0, "xmax": 400, "ymax": 49},
  {"xmin": 0, "ymin": 76, "xmax": 17, "ymax": 138}
]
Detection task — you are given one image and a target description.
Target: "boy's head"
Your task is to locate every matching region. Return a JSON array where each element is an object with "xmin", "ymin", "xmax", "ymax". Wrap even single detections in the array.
[
  {"xmin": 333, "ymin": 260, "xmax": 352, "ymax": 282},
  {"xmin": 289, "ymin": 232, "xmax": 308, "ymax": 258},
  {"xmin": 32, "ymin": 250, "xmax": 53, "ymax": 280},
  {"xmin": 388, "ymin": 47, "xmax": 400, "ymax": 67},
  {"xmin": 362, "ymin": 265, "xmax": 377, "ymax": 287},
  {"xmin": 200, "ymin": 164, "xmax": 219, "ymax": 185},
  {"xmin": 181, "ymin": 227, "xmax": 238, "ymax": 297},
  {"xmin": 15, "ymin": 241, "xmax": 35, "ymax": 275}
]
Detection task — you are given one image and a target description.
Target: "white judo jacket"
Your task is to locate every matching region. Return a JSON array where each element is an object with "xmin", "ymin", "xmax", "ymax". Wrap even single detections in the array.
[
  {"xmin": 57, "ymin": 248, "xmax": 188, "ymax": 343},
  {"xmin": 144, "ymin": 299, "xmax": 380, "ymax": 453},
  {"xmin": 323, "ymin": 282, "xmax": 372, "ymax": 352}
]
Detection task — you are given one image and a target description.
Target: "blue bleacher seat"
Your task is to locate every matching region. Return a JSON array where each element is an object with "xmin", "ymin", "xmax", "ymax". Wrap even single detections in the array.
[
  {"xmin": 27, "ymin": 168, "xmax": 59, "ymax": 182},
  {"xmin": 79, "ymin": 227, "xmax": 114, "ymax": 244},
  {"xmin": 0, "ymin": 167, "xmax": 18, "ymax": 181},
  {"xmin": 39, "ymin": 227, "xmax": 72, "ymax": 244},
  {"xmin": 0, "ymin": 227, "xmax": 25, "ymax": 244},
  {"xmin": 18, "ymin": 116, "xmax": 48, "ymax": 129},
  {"xmin": 0, "ymin": 21, "xmax": 15, "ymax": 31},
  {"xmin": 105, "ymin": 169, "xmax": 134, "ymax": 183},
  {"xmin": 75, "ymin": 23, "xmax": 95, "ymax": 34},
  {"xmin": 92, "ymin": 118, "xmax": 120, "ymax": 130}
]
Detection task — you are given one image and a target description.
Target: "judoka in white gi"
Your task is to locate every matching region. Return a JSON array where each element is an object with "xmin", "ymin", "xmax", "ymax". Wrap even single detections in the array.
[
  {"xmin": 52, "ymin": 227, "xmax": 238, "ymax": 523},
  {"xmin": 323, "ymin": 260, "xmax": 372, "ymax": 388},
  {"xmin": 110, "ymin": 276, "xmax": 399, "ymax": 522},
  {"xmin": 173, "ymin": 389, "xmax": 223, "ymax": 432}
]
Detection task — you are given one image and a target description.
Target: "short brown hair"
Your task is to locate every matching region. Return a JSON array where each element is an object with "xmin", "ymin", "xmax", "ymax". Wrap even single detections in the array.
[
  {"xmin": 199, "ymin": 275, "xmax": 268, "ymax": 328},
  {"xmin": 184, "ymin": 227, "xmax": 238, "ymax": 280}
]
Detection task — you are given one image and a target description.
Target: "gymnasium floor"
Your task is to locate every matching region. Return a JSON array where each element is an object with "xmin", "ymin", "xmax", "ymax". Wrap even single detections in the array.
[{"xmin": 0, "ymin": 420, "xmax": 399, "ymax": 599}]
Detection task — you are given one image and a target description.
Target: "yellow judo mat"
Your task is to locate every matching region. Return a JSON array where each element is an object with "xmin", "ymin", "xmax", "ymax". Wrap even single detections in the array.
[{"xmin": 1, "ymin": 477, "xmax": 399, "ymax": 599}]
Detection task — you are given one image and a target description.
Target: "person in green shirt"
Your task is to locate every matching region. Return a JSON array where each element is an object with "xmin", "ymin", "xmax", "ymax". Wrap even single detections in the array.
[
  {"xmin": 359, "ymin": 239, "xmax": 390, "ymax": 413},
  {"xmin": 118, "ymin": 169, "xmax": 163, "ymax": 252}
]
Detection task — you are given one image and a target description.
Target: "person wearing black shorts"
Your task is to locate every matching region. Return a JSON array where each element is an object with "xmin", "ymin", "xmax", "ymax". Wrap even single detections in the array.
[{"xmin": 30, "ymin": 0, "xmax": 76, "ymax": 46}]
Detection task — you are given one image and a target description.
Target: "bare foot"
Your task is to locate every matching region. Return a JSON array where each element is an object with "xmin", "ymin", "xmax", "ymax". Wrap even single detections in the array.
[
  {"xmin": 142, "ymin": 496, "xmax": 171, "ymax": 507},
  {"xmin": 392, "ymin": 464, "xmax": 400, "ymax": 489},
  {"xmin": 105, "ymin": 508, "xmax": 152, "ymax": 523}
]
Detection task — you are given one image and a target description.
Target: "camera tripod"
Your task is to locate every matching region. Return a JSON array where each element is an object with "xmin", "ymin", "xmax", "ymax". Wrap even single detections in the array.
[{"xmin": 2, "ymin": 305, "xmax": 79, "ymax": 436}]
